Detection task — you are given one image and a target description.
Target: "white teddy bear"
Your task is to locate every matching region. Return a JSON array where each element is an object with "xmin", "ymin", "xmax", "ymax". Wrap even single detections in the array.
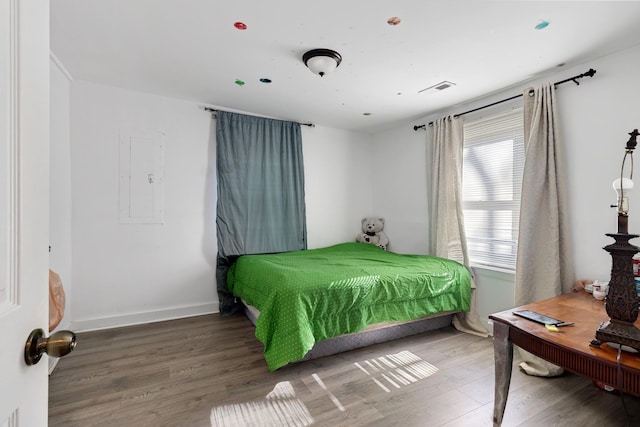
[{"xmin": 356, "ymin": 217, "xmax": 389, "ymax": 250}]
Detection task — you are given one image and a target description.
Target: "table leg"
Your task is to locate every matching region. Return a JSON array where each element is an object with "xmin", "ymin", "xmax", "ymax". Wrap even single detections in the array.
[{"xmin": 492, "ymin": 321, "xmax": 513, "ymax": 426}]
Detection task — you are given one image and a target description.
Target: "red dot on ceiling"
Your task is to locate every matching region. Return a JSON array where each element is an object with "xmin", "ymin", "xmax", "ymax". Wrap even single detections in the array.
[{"xmin": 234, "ymin": 22, "xmax": 247, "ymax": 30}]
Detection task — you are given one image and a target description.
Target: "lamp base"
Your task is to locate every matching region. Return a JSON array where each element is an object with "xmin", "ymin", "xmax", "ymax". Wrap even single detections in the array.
[
  {"xmin": 592, "ymin": 320, "xmax": 640, "ymax": 352},
  {"xmin": 592, "ymin": 230, "xmax": 640, "ymax": 351}
]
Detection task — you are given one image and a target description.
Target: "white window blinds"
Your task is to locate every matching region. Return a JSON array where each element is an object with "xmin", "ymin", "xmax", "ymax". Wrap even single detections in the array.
[{"xmin": 462, "ymin": 108, "xmax": 524, "ymax": 272}]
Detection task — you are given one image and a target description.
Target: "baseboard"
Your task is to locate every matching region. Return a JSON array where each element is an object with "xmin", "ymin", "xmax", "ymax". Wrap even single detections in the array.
[
  {"xmin": 69, "ymin": 302, "xmax": 219, "ymax": 333},
  {"xmin": 486, "ymin": 319, "xmax": 494, "ymax": 336},
  {"xmin": 48, "ymin": 357, "xmax": 60, "ymax": 375}
]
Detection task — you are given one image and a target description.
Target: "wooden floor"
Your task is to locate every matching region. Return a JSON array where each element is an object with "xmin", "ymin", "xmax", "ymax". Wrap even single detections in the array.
[{"xmin": 49, "ymin": 313, "xmax": 640, "ymax": 427}]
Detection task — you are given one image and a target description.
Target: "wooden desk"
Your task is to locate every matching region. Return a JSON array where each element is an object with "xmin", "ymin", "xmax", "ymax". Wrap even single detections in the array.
[{"xmin": 490, "ymin": 291, "xmax": 640, "ymax": 426}]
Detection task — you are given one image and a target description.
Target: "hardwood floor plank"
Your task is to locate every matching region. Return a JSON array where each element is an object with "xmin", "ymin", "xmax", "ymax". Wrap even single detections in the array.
[{"xmin": 49, "ymin": 313, "xmax": 640, "ymax": 426}]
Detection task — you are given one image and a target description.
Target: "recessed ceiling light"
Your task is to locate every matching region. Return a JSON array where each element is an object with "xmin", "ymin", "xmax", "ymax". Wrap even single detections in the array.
[{"xmin": 535, "ymin": 20, "xmax": 550, "ymax": 30}]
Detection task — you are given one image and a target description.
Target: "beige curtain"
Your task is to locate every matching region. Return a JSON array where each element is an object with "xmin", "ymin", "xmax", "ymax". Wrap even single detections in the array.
[
  {"xmin": 515, "ymin": 84, "xmax": 574, "ymax": 304},
  {"xmin": 427, "ymin": 116, "xmax": 488, "ymax": 338},
  {"xmin": 515, "ymin": 83, "xmax": 574, "ymax": 376}
]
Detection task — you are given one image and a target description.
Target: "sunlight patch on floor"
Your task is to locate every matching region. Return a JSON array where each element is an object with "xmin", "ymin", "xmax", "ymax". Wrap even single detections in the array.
[
  {"xmin": 354, "ymin": 350, "xmax": 438, "ymax": 392},
  {"xmin": 311, "ymin": 373, "xmax": 345, "ymax": 412},
  {"xmin": 210, "ymin": 381, "xmax": 314, "ymax": 427}
]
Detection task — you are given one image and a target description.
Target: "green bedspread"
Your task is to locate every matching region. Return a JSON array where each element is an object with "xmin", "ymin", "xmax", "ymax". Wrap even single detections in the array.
[{"xmin": 227, "ymin": 242, "xmax": 471, "ymax": 371}]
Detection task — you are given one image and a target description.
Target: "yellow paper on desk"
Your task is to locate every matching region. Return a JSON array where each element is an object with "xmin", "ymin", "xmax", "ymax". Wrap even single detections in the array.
[{"xmin": 545, "ymin": 324, "xmax": 559, "ymax": 332}]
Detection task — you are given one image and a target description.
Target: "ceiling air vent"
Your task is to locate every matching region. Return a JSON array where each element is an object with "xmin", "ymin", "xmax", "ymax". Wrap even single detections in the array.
[{"xmin": 418, "ymin": 81, "xmax": 456, "ymax": 94}]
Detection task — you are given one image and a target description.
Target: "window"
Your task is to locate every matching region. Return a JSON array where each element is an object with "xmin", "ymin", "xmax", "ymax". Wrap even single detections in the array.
[{"xmin": 462, "ymin": 109, "xmax": 524, "ymax": 272}]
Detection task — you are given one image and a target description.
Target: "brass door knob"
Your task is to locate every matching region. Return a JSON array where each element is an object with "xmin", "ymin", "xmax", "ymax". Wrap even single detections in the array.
[{"xmin": 24, "ymin": 328, "xmax": 77, "ymax": 366}]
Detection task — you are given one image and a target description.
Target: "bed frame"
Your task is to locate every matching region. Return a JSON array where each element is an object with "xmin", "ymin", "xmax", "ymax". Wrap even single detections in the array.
[{"xmin": 242, "ymin": 302, "xmax": 455, "ymax": 362}]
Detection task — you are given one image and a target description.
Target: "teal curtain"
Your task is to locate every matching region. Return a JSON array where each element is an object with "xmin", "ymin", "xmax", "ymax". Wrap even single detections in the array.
[{"xmin": 216, "ymin": 111, "xmax": 307, "ymax": 315}]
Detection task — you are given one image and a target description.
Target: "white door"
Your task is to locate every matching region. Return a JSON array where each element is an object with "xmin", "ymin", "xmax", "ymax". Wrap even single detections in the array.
[{"xmin": 0, "ymin": 1, "xmax": 51, "ymax": 426}]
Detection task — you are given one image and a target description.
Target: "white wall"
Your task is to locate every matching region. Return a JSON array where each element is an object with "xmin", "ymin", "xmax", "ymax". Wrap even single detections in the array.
[
  {"xmin": 373, "ymin": 44, "xmax": 640, "ymax": 327},
  {"xmin": 303, "ymin": 125, "xmax": 374, "ymax": 248},
  {"xmin": 69, "ymin": 82, "xmax": 218, "ymax": 330},
  {"xmin": 49, "ymin": 55, "xmax": 73, "ymax": 331},
  {"xmin": 372, "ymin": 123, "xmax": 429, "ymax": 254},
  {"xmin": 67, "ymin": 81, "xmax": 373, "ymax": 331}
]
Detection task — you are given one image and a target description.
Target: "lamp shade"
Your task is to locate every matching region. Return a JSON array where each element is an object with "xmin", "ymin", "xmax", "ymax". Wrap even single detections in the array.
[{"xmin": 303, "ymin": 49, "xmax": 342, "ymax": 77}]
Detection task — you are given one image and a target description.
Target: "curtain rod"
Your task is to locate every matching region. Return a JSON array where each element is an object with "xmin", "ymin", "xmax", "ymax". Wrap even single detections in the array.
[
  {"xmin": 203, "ymin": 106, "xmax": 315, "ymax": 127},
  {"xmin": 412, "ymin": 68, "xmax": 596, "ymax": 131}
]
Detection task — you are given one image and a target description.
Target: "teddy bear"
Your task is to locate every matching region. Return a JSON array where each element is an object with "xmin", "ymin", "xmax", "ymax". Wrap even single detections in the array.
[{"xmin": 356, "ymin": 217, "xmax": 389, "ymax": 250}]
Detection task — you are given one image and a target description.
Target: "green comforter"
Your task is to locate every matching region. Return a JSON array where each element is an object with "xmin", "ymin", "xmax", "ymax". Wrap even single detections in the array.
[{"xmin": 227, "ymin": 242, "xmax": 471, "ymax": 371}]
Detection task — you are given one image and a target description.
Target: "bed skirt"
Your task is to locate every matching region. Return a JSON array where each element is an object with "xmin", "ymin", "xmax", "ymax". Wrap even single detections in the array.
[{"xmin": 242, "ymin": 302, "xmax": 454, "ymax": 363}]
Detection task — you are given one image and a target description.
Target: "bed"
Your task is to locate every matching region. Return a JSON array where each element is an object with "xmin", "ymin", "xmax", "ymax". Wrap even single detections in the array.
[{"xmin": 227, "ymin": 242, "xmax": 472, "ymax": 371}]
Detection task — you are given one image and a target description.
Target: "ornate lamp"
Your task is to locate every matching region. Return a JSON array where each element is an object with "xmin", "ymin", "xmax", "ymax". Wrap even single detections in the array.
[{"xmin": 592, "ymin": 129, "xmax": 640, "ymax": 351}]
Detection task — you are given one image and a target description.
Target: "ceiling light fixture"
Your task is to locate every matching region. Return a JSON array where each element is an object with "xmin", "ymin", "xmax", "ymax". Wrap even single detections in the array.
[{"xmin": 302, "ymin": 49, "xmax": 342, "ymax": 77}]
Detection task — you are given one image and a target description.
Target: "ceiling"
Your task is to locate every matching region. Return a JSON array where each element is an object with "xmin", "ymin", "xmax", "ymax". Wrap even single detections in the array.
[{"xmin": 50, "ymin": 1, "xmax": 640, "ymax": 133}]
